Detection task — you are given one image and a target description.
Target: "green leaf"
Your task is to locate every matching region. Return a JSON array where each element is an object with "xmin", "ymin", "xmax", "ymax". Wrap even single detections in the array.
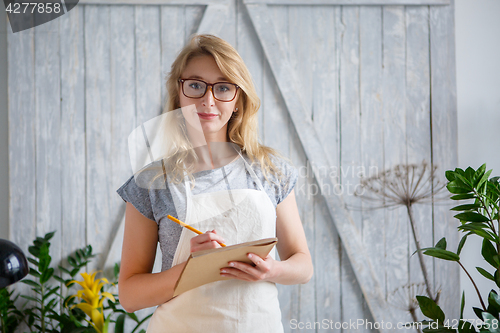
[
  {"xmin": 114, "ymin": 313, "xmax": 126, "ymax": 333},
  {"xmin": 451, "ymin": 204, "xmax": 482, "ymax": 211},
  {"xmin": 70, "ymin": 268, "xmax": 79, "ymax": 277},
  {"xmin": 457, "ymin": 235, "xmax": 468, "ymax": 256},
  {"xmin": 40, "ymin": 267, "xmax": 54, "ymax": 284},
  {"xmin": 477, "ymin": 169, "xmax": 493, "ymax": 189},
  {"xmin": 53, "ymin": 275, "xmax": 65, "ymax": 284},
  {"xmin": 114, "ymin": 263, "xmax": 120, "ymax": 280},
  {"xmin": 482, "ymin": 312, "xmax": 500, "ymax": 333},
  {"xmin": 451, "ymin": 193, "xmax": 476, "ymax": 200},
  {"xmin": 488, "ymin": 290, "xmax": 500, "ymax": 313},
  {"xmin": 474, "ymin": 164, "xmax": 487, "ymax": 181},
  {"xmin": 454, "ymin": 212, "xmax": 490, "ymax": 223},
  {"xmin": 68, "ymin": 257, "xmax": 77, "ymax": 267},
  {"xmin": 482, "ymin": 239, "xmax": 499, "ymax": 268},
  {"xmin": 45, "ymin": 286, "xmax": 60, "ymax": 299},
  {"xmin": 435, "ymin": 238, "xmax": 447, "ymax": 250},
  {"xmin": 44, "ymin": 231, "xmax": 56, "ymax": 241},
  {"xmin": 38, "ymin": 243, "xmax": 52, "ymax": 272},
  {"xmin": 28, "ymin": 258, "xmax": 39, "ymax": 266},
  {"xmin": 58, "ymin": 266, "xmax": 71, "ymax": 275},
  {"xmin": 417, "ymin": 295, "xmax": 445, "ymax": 323},
  {"xmin": 465, "ymin": 167, "xmax": 475, "ymax": 182},
  {"xmin": 103, "ymin": 314, "xmax": 112, "ymax": 333},
  {"xmin": 29, "ymin": 268, "xmax": 41, "ymax": 278},
  {"xmin": 445, "ymin": 170, "xmax": 456, "ymax": 182},
  {"xmin": 20, "ymin": 295, "xmax": 41, "ymax": 303},
  {"xmin": 477, "ymin": 267, "xmax": 495, "ymax": 281},
  {"xmin": 21, "ymin": 279, "xmax": 40, "ymax": 288},
  {"xmin": 495, "ymin": 270, "xmax": 500, "ymax": 289},
  {"xmin": 448, "ymin": 181, "xmax": 472, "ymax": 194},
  {"xmin": 127, "ymin": 312, "xmax": 139, "ymax": 323},
  {"xmin": 423, "ymin": 248, "xmax": 460, "ymax": 261},
  {"xmin": 28, "ymin": 246, "xmax": 40, "ymax": 258},
  {"xmin": 458, "ymin": 225, "xmax": 498, "ymax": 243},
  {"xmin": 461, "ymin": 291, "xmax": 466, "ymax": 319},
  {"xmin": 75, "ymin": 250, "xmax": 82, "ymax": 263}
]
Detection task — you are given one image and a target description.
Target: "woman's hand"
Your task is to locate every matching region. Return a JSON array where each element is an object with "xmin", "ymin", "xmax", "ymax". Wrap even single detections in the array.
[
  {"xmin": 190, "ymin": 230, "xmax": 226, "ymax": 253},
  {"xmin": 219, "ymin": 253, "xmax": 280, "ymax": 282}
]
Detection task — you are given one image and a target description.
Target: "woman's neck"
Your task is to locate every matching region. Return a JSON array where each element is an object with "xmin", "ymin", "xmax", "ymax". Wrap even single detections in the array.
[{"xmin": 192, "ymin": 142, "xmax": 239, "ymax": 172}]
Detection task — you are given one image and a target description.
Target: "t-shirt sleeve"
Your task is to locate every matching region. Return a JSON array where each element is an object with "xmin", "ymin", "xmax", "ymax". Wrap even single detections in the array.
[
  {"xmin": 116, "ymin": 175, "xmax": 156, "ymax": 222},
  {"xmin": 275, "ymin": 157, "xmax": 299, "ymax": 205}
]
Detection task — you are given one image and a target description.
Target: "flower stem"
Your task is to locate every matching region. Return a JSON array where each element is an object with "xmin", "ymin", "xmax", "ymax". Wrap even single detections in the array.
[
  {"xmin": 409, "ymin": 307, "xmax": 423, "ymax": 333},
  {"xmin": 407, "ymin": 205, "xmax": 435, "ymax": 301},
  {"xmin": 458, "ymin": 261, "xmax": 486, "ymax": 311}
]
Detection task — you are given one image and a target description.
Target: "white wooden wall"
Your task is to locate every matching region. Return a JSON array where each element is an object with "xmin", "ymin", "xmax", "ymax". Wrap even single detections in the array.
[{"xmin": 8, "ymin": 0, "xmax": 459, "ymax": 332}]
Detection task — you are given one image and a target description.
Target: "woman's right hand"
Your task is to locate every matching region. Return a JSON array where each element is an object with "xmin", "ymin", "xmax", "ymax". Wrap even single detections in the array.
[{"xmin": 190, "ymin": 230, "xmax": 225, "ymax": 252}]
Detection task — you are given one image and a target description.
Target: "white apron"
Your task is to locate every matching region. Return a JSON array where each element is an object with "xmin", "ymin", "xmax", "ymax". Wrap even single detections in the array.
[{"xmin": 146, "ymin": 152, "xmax": 284, "ymax": 333}]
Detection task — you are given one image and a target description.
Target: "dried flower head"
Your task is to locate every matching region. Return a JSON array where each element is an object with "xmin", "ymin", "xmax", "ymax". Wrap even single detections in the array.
[{"xmin": 354, "ymin": 161, "xmax": 448, "ymax": 209}]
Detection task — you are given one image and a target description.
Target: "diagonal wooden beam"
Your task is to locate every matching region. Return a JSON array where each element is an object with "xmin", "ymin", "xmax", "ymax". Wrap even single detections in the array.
[
  {"xmin": 196, "ymin": 3, "xmax": 231, "ymax": 36},
  {"xmin": 244, "ymin": 3, "xmax": 397, "ymax": 330}
]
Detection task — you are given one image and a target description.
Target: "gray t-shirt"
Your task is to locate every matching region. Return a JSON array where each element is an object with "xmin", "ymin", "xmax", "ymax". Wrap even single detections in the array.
[{"xmin": 116, "ymin": 153, "xmax": 298, "ymax": 271}]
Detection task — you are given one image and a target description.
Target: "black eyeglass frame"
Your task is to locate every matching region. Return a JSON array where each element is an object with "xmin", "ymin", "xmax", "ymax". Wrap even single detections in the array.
[{"xmin": 178, "ymin": 78, "xmax": 239, "ymax": 102}]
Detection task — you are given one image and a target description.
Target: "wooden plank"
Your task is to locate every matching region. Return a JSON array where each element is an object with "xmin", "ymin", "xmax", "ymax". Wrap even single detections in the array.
[
  {"xmin": 405, "ymin": 5, "xmax": 435, "ymax": 317},
  {"xmin": 79, "ymin": 0, "xmax": 450, "ymax": 4},
  {"xmin": 186, "ymin": 5, "xmax": 205, "ymax": 40},
  {"xmin": 337, "ymin": 7, "xmax": 373, "ymax": 331},
  {"xmin": 263, "ymin": 6, "xmax": 299, "ymax": 330},
  {"xmin": 430, "ymin": 0, "xmax": 460, "ymax": 320},
  {"xmin": 246, "ymin": 4, "xmax": 397, "ymax": 330},
  {"xmin": 35, "ymin": 10, "xmax": 62, "ymax": 267},
  {"xmin": 7, "ymin": 15, "xmax": 36, "ymax": 321},
  {"xmin": 101, "ymin": 5, "xmax": 137, "ymax": 276},
  {"xmin": 244, "ymin": 0, "xmax": 449, "ymax": 5},
  {"xmin": 358, "ymin": 5, "xmax": 386, "ymax": 330},
  {"xmin": 313, "ymin": 5, "xmax": 339, "ymax": 174},
  {"xmin": 80, "ymin": 0, "xmax": 228, "ymax": 4},
  {"xmin": 136, "ymin": 6, "xmax": 162, "ymax": 124},
  {"xmin": 381, "ymin": 5, "xmax": 412, "ymax": 325},
  {"xmin": 236, "ymin": 0, "xmax": 264, "ymax": 150},
  {"xmin": 288, "ymin": 5, "xmax": 316, "ymax": 325},
  {"xmin": 134, "ymin": 5, "xmax": 163, "ymax": 294},
  {"xmin": 160, "ymin": 5, "xmax": 185, "ymax": 104},
  {"xmin": 195, "ymin": 4, "xmax": 230, "ymax": 37},
  {"xmin": 311, "ymin": 4, "xmax": 342, "ymax": 327},
  {"xmin": 216, "ymin": 0, "xmax": 236, "ymax": 47},
  {"xmin": 85, "ymin": 5, "xmax": 113, "ymax": 272},
  {"xmin": 60, "ymin": 0, "xmax": 86, "ymax": 268}
]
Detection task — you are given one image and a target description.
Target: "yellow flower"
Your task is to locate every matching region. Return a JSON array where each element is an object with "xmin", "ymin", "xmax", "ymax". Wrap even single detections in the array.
[{"xmin": 67, "ymin": 271, "xmax": 115, "ymax": 333}]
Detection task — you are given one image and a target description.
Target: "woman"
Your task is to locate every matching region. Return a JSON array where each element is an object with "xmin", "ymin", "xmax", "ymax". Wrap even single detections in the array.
[{"xmin": 116, "ymin": 34, "xmax": 313, "ymax": 332}]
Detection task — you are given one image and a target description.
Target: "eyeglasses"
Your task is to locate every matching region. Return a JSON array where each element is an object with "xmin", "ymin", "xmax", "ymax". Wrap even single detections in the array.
[{"xmin": 179, "ymin": 78, "xmax": 239, "ymax": 102}]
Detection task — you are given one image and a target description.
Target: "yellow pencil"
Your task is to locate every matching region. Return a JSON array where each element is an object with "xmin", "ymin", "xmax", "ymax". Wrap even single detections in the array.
[{"xmin": 167, "ymin": 215, "xmax": 226, "ymax": 247}]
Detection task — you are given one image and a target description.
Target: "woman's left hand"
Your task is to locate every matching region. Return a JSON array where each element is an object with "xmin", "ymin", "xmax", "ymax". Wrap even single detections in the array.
[{"xmin": 220, "ymin": 253, "xmax": 279, "ymax": 282}]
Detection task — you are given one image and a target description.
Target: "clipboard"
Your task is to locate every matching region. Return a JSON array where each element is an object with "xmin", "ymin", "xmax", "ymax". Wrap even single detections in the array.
[{"xmin": 173, "ymin": 237, "xmax": 278, "ymax": 296}]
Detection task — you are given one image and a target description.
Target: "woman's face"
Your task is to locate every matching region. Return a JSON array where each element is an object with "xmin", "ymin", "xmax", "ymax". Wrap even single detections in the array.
[{"xmin": 178, "ymin": 55, "xmax": 239, "ymax": 143}]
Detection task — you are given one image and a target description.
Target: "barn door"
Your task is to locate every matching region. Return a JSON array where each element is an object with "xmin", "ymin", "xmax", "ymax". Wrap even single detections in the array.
[{"xmin": 8, "ymin": 0, "xmax": 458, "ymax": 332}]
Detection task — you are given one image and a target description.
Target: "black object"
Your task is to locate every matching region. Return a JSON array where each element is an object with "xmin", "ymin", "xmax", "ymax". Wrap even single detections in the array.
[{"xmin": 0, "ymin": 238, "xmax": 29, "ymax": 289}]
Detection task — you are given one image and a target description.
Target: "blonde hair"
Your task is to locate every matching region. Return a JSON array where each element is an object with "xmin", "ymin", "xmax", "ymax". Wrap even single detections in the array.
[{"xmin": 155, "ymin": 34, "xmax": 287, "ymax": 187}]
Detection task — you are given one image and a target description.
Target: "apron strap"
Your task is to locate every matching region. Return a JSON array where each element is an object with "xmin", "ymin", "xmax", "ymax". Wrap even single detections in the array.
[{"xmin": 235, "ymin": 150, "xmax": 266, "ymax": 193}]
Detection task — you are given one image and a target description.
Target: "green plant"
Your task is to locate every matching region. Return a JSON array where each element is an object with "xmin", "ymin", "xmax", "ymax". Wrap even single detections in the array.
[
  {"xmin": 0, "ymin": 231, "xmax": 152, "ymax": 333},
  {"xmin": 0, "ymin": 288, "xmax": 23, "ymax": 333},
  {"xmin": 415, "ymin": 164, "xmax": 500, "ymax": 332},
  {"xmin": 20, "ymin": 231, "xmax": 61, "ymax": 332}
]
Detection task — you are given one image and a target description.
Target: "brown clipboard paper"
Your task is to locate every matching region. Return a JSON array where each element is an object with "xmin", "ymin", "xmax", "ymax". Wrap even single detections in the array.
[{"xmin": 173, "ymin": 237, "xmax": 278, "ymax": 297}]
